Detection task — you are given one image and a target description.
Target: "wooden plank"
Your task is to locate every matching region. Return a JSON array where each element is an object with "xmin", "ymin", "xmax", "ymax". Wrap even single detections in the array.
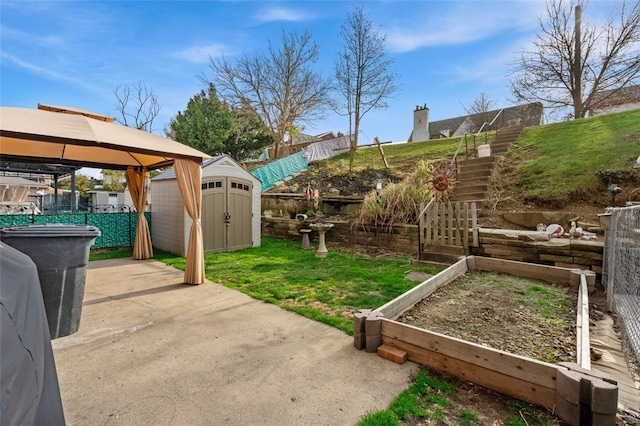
[
  {"xmin": 447, "ymin": 202, "xmax": 454, "ymax": 246},
  {"xmin": 431, "ymin": 204, "xmax": 438, "ymax": 246},
  {"xmin": 454, "ymin": 202, "xmax": 462, "ymax": 246},
  {"xmin": 425, "ymin": 203, "xmax": 431, "ymax": 245},
  {"xmin": 382, "ymin": 320, "xmax": 558, "ymax": 389},
  {"xmin": 570, "ymin": 250, "xmax": 603, "ymax": 260},
  {"xmin": 572, "ymin": 256, "xmax": 603, "ymax": 267},
  {"xmin": 383, "ymin": 336, "xmax": 557, "ymax": 410},
  {"xmin": 463, "ymin": 203, "xmax": 469, "ymax": 249},
  {"xmin": 374, "ymin": 258, "xmax": 468, "ymax": 319},
  {"xmin": 374, "ymin": 137, "xmax": 390, "ymax": 169},
  {"xmin": 577, "ymin": 276, "xmax": 591, "ymax": 370},
  {"xmin": 540, "ymin": 254, "xmax": 575, "ymax": 263},
  {"xmin": 439, "ymin": 202, "xmax": 446, "ymax": 245},
  {"xmin": 471, "ymin": 203, "xmax": 478, "ymax": 247},
  {"xmin": 471, "ymin": 256, "xmax": 573, "ymax": 283}
]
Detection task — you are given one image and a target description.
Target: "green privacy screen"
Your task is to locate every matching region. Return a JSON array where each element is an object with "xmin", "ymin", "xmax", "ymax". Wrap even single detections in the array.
[
  {"xmin": 251, "ymin": 151, "xmax": 308, "ymax": 192},
  {"xmin": 0, "ymin": 212, "xmax": 151, "ymax": 249}
]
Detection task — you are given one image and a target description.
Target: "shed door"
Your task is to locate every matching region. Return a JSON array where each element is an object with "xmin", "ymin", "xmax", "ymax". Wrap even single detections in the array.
[
  {"xmin": 227, "ymin": 179, "xmax": 252, "ymax": 251},
  {"xmin": 201, "ymin": 178, "xmax": 252, "ymax": 253},
  {"xmin": 202, "ymin": 180, "xmax": 225, "ymax": 253}
]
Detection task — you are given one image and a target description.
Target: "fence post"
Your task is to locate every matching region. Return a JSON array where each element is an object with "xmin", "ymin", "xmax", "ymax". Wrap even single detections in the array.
[{"xmin": 605, "ymin": 211, "xmax": 617, "ymax": 311}]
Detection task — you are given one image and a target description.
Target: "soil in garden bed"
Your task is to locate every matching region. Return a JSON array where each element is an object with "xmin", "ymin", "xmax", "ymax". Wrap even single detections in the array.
[{"xmin": 398, "ymin": 270, "xmax": 580, "ymax": 364}]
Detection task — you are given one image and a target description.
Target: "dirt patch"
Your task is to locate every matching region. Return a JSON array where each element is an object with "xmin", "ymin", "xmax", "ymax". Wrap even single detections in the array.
[
  {"xmin": 399, "ymin": 271, "xmax": 580, "ymax": 363},
  {"xmin": 280, "ymin": 166, "xmax": 404, "ymax": 197},
  {"xmin": 393, "ymin": 270, "xmax": 609, "ymax": 425}
]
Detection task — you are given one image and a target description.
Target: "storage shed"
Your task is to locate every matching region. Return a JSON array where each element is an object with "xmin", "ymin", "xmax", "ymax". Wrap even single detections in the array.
[{"xmin": 151, "ymin": 155, "xmax": 261, "ymax": 256}]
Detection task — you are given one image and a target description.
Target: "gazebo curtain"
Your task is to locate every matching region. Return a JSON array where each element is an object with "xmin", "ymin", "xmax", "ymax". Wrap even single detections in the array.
[
  {"xmin": 173, "ymin": 159, "xmax": 205, "ymax": 285},
  {"xmin": 125, "ymin": 167, "xmax": 153, "ymax": 260}
]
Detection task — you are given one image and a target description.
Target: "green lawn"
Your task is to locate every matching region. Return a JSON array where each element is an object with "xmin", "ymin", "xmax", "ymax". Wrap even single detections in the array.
[{"xmin": 155, "ymin": 237, "xmax": 440, "ymax": 334}]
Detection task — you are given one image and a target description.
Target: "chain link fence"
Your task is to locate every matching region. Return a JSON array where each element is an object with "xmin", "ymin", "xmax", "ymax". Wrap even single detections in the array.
[{"xmin": 603, "ymin": 204, "xmax": 640, "ymax": 364}]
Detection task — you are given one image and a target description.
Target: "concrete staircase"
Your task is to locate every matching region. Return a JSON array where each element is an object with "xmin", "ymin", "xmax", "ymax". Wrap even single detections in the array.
[
  {"xmin": 419, "ymin": 125, "xmax": 524, "ymax": 266},
  {"xmin": 490, "ymin": 125, "xmax": 524, "ymax": 155},
  {"xmin": 452, "ymin": 125, "xmax": 524, "ymax": 207}
]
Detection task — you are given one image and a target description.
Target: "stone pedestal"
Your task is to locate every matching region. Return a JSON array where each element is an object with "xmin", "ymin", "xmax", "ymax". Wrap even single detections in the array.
[
  {"xmin": 300, "ymin": 229, "xmax": 312, "ymax": 250},
  {"xmin": 309, "ymin": 223, "xmax": 333, "ymax": 258}
]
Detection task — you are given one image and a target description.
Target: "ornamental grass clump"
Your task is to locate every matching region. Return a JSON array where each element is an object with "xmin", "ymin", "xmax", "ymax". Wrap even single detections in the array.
[{"xmin": 353, "ymin": 160, "xmax": 433, "ymax": 231}]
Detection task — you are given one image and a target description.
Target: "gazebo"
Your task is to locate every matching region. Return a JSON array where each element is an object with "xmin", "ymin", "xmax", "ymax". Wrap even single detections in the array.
[{"xmin": 0, "ymin": 104, "xmax": 211, "ymax": 284}]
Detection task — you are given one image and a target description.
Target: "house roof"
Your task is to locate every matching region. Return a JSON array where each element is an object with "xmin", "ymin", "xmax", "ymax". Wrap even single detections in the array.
[
  {"xmin": 0, "ymin": 176, "xmax": 50, "ymax": 188},
  {"xmin": 0, "ymin": 161, "xmax": 82, "ymax": 178},
  {"xmin": 291, "ymin": 131, "xmax": 337, "ymax": 146},
  {"xmin": 426, "ymin": 102, "xmax": 543, "ymax": 139},
  {"xmin": 591, "ymin": 84, "xmax": 640, "ymax": 107}
]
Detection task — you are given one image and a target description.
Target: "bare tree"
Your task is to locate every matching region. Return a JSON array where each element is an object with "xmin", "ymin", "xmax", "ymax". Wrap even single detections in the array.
[
  {"xmin": 114, "ymin": 82, "xmax": 161, "ymax": 132},
  {"xmin": 510, "ymin": 0, "xmax": 640, "ymax": 119},
  {"xmin": 202, "ymin": 30, "xmax": 331, "ymax": 159},
  {"xmin": 335, "ymin": 5, "xmax": 398, "ymax": 170},
  {"xmin": 462, "ymin": 92, "xmax": 496, "ymax": 131}
]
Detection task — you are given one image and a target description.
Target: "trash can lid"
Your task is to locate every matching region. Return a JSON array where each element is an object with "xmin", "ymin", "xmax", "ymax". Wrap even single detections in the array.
[{"xmin": 0, "ymin": 224, "xmax": 101, "ymax": 237}]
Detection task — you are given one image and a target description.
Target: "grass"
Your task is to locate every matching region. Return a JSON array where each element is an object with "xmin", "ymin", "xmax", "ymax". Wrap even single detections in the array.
[
  {"xmin": 360, "ymin": 368, "xmax": 453, "ymax": 425},
  {"xmin": 89, "ymin": 247, "xmax": 133, "ymax": 261},
  {"xmin": 319, "ymin": 108, "xmax": 640, "ymax": 207},
  {"xmin": 153, "ymin": 237, "xmax": 441, "ymax": 334},
  {"xmin": 317, "ymin": 132, "xmax": 471, "ymax": 174},
  {"xmin": 359, "ymin": 368, "xmax": 559, "ymax": 426},
  {"xmin": 505, "ymin": 108, "xmax": 640, "ymax": 206}
]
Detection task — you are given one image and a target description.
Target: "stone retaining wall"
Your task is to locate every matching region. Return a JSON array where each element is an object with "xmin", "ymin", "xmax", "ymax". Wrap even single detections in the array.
[
  {"xmin": 261, "ymin": 218, "xmax": 604, "ymax": 276},
  {"xmin": 472, "ymin": 228, "xmax": 604, "ymax": 276},
  {"xmin": 261, "ymin": 217, "xmax": 419, "ymax": 254}
]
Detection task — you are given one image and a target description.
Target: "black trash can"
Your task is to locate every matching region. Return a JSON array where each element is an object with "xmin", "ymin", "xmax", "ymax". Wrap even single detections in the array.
[{"xmin": 1, "ymin": 224, "xmax": 101, "ymax": 339}]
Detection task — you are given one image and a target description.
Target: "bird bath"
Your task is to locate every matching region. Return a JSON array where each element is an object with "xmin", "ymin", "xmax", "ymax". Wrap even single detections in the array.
[{"xmin": 309, "ymin": 223, "xmax": 334, "ymax": 257}]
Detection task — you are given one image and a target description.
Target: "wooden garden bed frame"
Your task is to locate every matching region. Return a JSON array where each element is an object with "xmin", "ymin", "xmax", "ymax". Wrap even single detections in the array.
[{"xmin": 353, "ymin": 256, "xmax": 618, "ymax": 425}]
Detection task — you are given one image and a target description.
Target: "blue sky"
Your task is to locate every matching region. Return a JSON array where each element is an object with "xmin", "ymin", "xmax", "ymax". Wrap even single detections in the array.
[{"xmin": 2, "ymin": 0, "xmax": 617, "ymax": 172}]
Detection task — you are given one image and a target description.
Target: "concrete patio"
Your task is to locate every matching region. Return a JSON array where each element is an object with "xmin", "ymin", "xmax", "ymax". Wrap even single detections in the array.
[{"xmin": 51, "ymin": 258, "xmax": 418, "ymax": 425}]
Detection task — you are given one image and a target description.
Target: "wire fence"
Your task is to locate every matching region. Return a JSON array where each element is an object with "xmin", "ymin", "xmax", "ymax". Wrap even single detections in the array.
[{"xmin": 603, "ymin": 204, "xmax": 640, "ymax": 363}]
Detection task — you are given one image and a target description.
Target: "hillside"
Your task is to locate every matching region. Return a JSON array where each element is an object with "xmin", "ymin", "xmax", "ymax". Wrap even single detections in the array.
[{"xmin": 270, "ymin": 109, "xmax": 640, "ymax": 228}]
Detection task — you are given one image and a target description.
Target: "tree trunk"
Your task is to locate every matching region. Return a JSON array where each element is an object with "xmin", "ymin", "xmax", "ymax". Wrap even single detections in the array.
[
  {"xmin": 350, "ymin": 115, "xmax": 359, "ymax": 172},
  {"xmin": 573, "ymin": 5, "xmax": 584, "ymax": 118}
]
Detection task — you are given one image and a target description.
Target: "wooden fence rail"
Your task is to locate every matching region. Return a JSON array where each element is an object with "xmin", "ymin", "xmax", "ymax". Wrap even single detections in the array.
[{"xmin": 420, "ymin": 201, "xmax": 477, "ymax": 248}]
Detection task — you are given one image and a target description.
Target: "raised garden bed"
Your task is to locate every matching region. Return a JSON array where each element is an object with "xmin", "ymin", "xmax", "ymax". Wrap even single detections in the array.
[
  {"xmin": 353, "ymin": 256, "xmax": 618, "ymax": 426},
  {"xmin": 397, "ymin": 269, "xmax": 577, "ymax": 364}
]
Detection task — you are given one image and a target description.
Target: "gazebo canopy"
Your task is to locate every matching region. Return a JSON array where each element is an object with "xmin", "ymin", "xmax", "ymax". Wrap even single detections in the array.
[
  {"xmin": 0, "ymin": 105, "xmax": 208, "ymax": 171},
  {"xmin": 0, "ymin": 105, "xmax": 210, "ymax": 284}
]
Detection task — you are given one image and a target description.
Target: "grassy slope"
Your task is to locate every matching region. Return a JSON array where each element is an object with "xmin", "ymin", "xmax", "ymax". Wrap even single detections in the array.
[
  {"xmin": 321, "ymin": 109, "xmax": 640, "ymax": 207},
  {"xmin": 505, "ymin": 109, "xmax": 640, "ymax": 206}
]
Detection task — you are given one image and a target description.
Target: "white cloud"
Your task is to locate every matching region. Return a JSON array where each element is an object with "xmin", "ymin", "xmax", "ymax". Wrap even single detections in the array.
[
  {"xmin": 0, "ymin": 25, "xmax": 66, "ymax": 48},
  {"xmin": 172, "ymin": 43, "xmax": 229, "ymax": 64},
  {"xmin": 1, "ymin": 52, "xmax": 103, "ymax": 93},
  {"xmin": 256, "ymin": 7, "xmax": 312, "ymax": 23},
  {"xmin": 385, "ymin": 2, "xmax": 546, "ymax": 53}
]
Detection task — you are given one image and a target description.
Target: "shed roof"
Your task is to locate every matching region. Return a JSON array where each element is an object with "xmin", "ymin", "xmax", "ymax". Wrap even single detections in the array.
[{"xmin": 152, "ymin": 154, "xmax": 260, "ymax": 184}]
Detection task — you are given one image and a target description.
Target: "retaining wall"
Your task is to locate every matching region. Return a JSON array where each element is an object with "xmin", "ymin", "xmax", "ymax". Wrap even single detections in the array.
[
  {"xmin": 261, "ymin": 218, "xmax": 604, "ymax": 275},
  {"xmin": 261, "ymin": 217, "xmax": 420, "ymax": 254},
  {"xmin": 473, "ymin": 228, "xmax": 604, "ymax": 276}
]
